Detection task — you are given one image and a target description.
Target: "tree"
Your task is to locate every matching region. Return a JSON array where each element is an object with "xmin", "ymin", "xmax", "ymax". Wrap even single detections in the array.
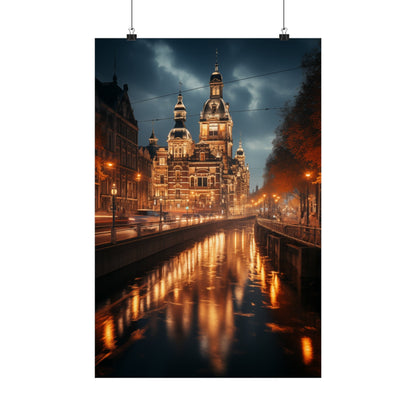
[
  {"xmin": 262, "ymin": 49, "xmax": 321, "ymax": 223},
  {"xmin": 285, "ymin": 51, "xmax": 321, "ymax": 171}
]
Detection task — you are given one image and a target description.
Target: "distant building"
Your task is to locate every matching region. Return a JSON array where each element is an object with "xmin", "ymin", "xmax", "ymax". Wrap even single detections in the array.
[
  {"xmin": 148, "ymin": 61, "xmax": 249, "ymax": 214},
  {"xmin": 95, "ymin": 75, "xmax": 151, "ymax": 214}
]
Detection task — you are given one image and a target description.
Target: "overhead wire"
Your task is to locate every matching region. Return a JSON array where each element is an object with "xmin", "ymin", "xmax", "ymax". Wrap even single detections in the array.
[
  {"xmin": 130, "ymin": 65, "xmax": 303, "ymax": 105},
  {"xmin": 137, "ymin": 106, "xmax": 286, "ymax": 123}
]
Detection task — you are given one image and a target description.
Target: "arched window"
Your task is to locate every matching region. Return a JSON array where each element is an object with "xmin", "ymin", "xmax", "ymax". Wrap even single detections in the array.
[
  {"xmin": 160, "ymin": 174, "xmax": 164, "ymax": 184},
  {"xmin": 190, "ymin": 177, "xmax": 194, "ymax": 187}
]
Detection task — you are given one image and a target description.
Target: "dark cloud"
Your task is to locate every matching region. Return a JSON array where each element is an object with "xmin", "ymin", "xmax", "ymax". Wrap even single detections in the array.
[{"xmin": 95, "ymin": 38, "xmax": 321, "ymax": 191}]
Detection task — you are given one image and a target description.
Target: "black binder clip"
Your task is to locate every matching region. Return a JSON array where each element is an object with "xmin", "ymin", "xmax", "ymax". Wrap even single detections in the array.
[
  {"xmin": 127, "ymin": 28, "xmax": 137, "ymax": 41},
  {"xmin": 279, "ymin": 27, "xmax": 289, "ymax": 41}
]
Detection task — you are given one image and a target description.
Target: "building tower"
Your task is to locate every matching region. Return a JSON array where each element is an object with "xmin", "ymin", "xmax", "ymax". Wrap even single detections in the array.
[
  {"xmin": 167, "ymin": 92, "xmax": 194, "ymax": 158},
  {"xmin": 199, "ymin": 54, "xmax": 233, "ymax": 170},
  {"xmin": 235, "ymin": 140, "xmax": 246, "ymax": 166}
]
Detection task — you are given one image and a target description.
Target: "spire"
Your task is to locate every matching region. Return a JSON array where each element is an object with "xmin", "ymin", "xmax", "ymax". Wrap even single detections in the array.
[
  {"xmin": 173, "ymin": 93, "xmax": 187, "ymax": 127},
  {"xmin": 209, "ymin": 49, "xmax": 223, "ymax": 97},
  {"xmin": 236, "ymin": 135, "xmax": 245, "ymax": 160},
  {"xmin": 149, "ymin": 125, "xmax": 158, "ymax": 146},
  {"xmin": 179, "ymin": 81, "xmax": 182, "ymax": 95}
]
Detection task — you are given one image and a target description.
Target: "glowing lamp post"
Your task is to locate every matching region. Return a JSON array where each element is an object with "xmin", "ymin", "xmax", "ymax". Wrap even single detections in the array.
[
  {"xmin": 305, "ymin": 172, "xmax": 311, "ymax": 226},
  {"xmin": 111, "ymin": 183, "xmax": 117, "ymax": 244},
  {"xmin": 159, "ymin": 197, "xmax": 163, "ymax": 232}
]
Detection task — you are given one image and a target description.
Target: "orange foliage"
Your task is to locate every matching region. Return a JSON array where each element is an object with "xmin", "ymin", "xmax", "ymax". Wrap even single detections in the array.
[{"xmin": 263, "ymin": 49, "xmax": 321, "ymax": 196}]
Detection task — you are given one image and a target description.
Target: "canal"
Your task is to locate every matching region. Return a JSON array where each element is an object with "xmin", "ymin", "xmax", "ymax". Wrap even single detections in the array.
[{"xmin": 95, "ymin": 223, "xmax": 321, "ymax": 377}]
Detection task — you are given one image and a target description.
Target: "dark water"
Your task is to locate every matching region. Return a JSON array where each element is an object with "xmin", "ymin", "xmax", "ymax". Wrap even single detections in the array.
[{"xmin": 95, "ymin": 224, "xmax": 321, "ymax": 377}]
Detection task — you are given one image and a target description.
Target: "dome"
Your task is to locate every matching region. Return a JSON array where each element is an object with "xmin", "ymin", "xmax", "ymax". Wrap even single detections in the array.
[
  {"xmin": 168, "ymin": 127, "xmax": 192, "ymax": 140},
  {"xmin": 236, "ymin": 140, "xmax": 245, "ymax": 158},
  {"xmin": 210, "ymin": 70, "xmax": 223, "ymax": 83},
  {"xmin": 200, "ymin": 97, "xmax": 230, "ymax": 120},
  {"xmin": 168, "ymin": 93, "xmax": 192, "ymax": 141}
]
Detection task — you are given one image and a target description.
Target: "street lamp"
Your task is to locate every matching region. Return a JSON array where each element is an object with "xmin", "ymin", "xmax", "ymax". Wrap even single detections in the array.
[
  {"xmin": 135, "ymin": 173, "xmax": 142, "ymax": 208},
  {"xmin": 191, "ymin": 191, "xmax": 196, "ymax": 213},
  {"xmin": 159, "ymin": 197, "xmax": 163, "ymax": 231},
  {"xmin": 305, "ymin": 172, "xmax": 311, "ymax": 226},
  {"xmin": 111, "ymin": 183, "xmax": 117, "ymax": 244}
]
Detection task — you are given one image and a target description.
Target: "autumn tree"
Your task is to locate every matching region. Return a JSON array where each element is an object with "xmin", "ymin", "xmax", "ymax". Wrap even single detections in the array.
[
  {"xmin": 262, "ymin": 49, "xmax": 321, "ymax": 224},
  {"xmin": 285, "ymin": 51, "xmax": 321, "ymax": 172}
]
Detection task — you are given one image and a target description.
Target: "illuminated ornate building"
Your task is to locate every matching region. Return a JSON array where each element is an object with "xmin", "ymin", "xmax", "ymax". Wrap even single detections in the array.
[
  {"xmin": 148, "ymin": 60, "xmax": 250, "ymax": 214},
  {"xmin": 95, "ymin": 75, "xmax": 151, "ymax": 214}
]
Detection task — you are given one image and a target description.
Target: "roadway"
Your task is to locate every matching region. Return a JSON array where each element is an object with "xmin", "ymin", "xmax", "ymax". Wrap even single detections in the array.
[{"xmin": 95, "ymin": 217, "xmax": 222, "ymax": 246}]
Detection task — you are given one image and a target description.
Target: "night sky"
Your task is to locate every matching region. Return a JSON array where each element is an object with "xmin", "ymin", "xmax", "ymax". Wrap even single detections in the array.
[{"xmin": 95, "ymin": 38, "xmax": 321, "ymax": 191}]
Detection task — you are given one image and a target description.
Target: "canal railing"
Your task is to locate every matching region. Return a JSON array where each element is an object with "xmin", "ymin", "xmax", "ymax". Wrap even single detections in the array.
[
  {"xmin": 257, "ymin": 218, "xmax": 321, "ymax": 248},
  {"xmin": 96, "ymin": 215, "xmax": 254, "ymax": 246}
]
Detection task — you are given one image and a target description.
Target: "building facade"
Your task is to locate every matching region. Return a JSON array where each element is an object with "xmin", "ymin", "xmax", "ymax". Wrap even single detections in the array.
[
  {"xmin": 147, "ymin": 62, "xmax": 250, "ymax": 215},
  {"xmin": 95, "ymin": 75, "xmax": 151, "ymax": 215}
]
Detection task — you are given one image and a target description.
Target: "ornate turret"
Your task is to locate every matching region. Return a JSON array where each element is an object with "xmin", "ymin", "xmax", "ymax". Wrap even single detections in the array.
[
  {"xmin": 236, "ymin": 140, "xmax": 246, "ymax": 165},
  {"xmin": 199, "ymin": 51, "xmax": 233, "ymax": 169},
  {"xmin": 168, "ymin": 93, "xmax": 192, "ymax": 140},
  {"xmin": 149, "ymin": 129, "xmax": 158, "ymax": 146},
  {"xmin": 200, "ymin": 53, "xmax": 231, "ymax": 121},
  {"xmin": 168, "ymin": 93, "xmax": 193, "ymax": 158},
  {"xmin": 209, "ymin": 49, "xmax": 223, "ymax": 98},
  {"xmin": 173, "ymin": 93, "xmax": 187, "ymax": 125}
]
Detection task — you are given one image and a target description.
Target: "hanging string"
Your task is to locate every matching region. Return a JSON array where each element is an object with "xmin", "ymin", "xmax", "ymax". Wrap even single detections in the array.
[
  {"xmin": 127, "ymin": 0, "xmax": 137, "ymax": 40},
  {"xmin": 285, "ymin": 0, "xmax": 287, "ymax": 30},
  {"xmin": 280, "ymin": 0, "xmax": 290, "ymax": 40}
]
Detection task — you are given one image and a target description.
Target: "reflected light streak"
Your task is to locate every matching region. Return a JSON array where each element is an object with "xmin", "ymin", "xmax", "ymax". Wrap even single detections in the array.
[
  {"xmin": 103, "ymin": 317, "xmax": 116, "ymax": 351},
  {"xmin": 154, "ymin": 281, "xmax": 160, "ymax": 303},
  {"xmin": 132, "ymin": 293, "xmax": 139, "ymax": 321},
  {"xmin": 125, "ymin": 301, "xmax": 131, "ymax": 327},
  {"xmin": 146, "ymin": 291, "xmax": 150, "ymax": 310},
  {"xmin": 301, "ymin": 336, "xmax": 313, "ymax": 365},
  {"xmin": 118, "ymin": 315, "xmax": 124, "ymax": 337},
  {"xmin": 270, "ymin": 272, "xmax": 280, "ymax": 308},
  {"xmin": 260, "ymin": 265, "xmax": 266, "ymax": 292},
  {"xmin": 161, "ymin": 279, "xmax": 166, "ymax": 299}
]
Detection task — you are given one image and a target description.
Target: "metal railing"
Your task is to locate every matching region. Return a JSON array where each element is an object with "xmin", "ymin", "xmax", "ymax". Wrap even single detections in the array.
[
  {"xmin": 95, "ymin": 215, "xmax": 253, "ymax": 246},
  {"xmin": 257, "ymin": 218, "xmax": 321, "ymax": 248}
]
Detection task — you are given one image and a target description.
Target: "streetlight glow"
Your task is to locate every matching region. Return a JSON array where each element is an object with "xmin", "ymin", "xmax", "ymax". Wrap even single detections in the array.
[{"xmin": 110, "ymin": 183, "xmax": 118, "ymax": 244}]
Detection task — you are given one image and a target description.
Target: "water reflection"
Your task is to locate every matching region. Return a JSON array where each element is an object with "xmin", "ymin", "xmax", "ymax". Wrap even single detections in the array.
[
  {"xmin": 95, "ymin": 225, "xmax": 321, "ymax": 377},
  {"xmin": 301, "ymin": 336, "xmax": 314, "ymax": 365}
]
